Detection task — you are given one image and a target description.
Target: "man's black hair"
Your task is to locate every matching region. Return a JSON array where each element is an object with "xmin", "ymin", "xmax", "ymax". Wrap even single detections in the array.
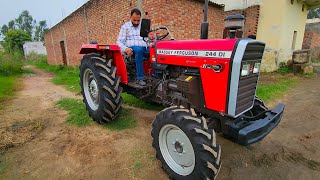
[{"xmin": 131, "ymin": 8, "xmax": 141, "ymax": 16}]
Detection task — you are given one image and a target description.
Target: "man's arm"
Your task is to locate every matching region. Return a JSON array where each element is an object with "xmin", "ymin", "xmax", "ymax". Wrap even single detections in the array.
[{"xmin": 116, "ymin": 24, "xmax": 128, "ymax": 53}]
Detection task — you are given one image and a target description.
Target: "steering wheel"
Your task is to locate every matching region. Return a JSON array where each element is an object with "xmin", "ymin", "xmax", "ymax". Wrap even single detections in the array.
[{"xmin": 157, "ymin": 32, "xmax": 170, "ymax": 40}]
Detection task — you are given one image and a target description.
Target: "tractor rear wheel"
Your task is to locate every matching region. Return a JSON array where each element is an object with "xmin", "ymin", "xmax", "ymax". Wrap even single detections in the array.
[
  {"xmin": 151, "ymin": 106, "xmax": 222, "ymax": 180},
  {"xmin": 79, "ymin": 53, "xmax": 123, "ymax": 123}
]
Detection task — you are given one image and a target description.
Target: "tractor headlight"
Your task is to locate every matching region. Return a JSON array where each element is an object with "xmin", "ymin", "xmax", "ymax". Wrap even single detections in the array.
[
  {"xmin": 253, "ymin": 63, "xmax": 261, "ymax": 74},
  {"xmin": 241, "ymin": 64, "xmax": 250, "ymax": 76}
]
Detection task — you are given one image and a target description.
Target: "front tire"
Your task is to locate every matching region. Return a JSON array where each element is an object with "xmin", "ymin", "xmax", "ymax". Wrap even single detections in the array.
[
  {"xmin": 79, "ymin": 53, "xmax": 123, "ymax": 123},
  {"xmin": 151, "ymin": 106, "xmax": 222, "ymax": 180}
]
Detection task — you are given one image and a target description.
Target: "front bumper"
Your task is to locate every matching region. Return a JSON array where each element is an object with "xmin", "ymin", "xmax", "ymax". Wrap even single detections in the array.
[{"xmin": 224, "ymin": 103, "xmax": 285, "ymax": 145}]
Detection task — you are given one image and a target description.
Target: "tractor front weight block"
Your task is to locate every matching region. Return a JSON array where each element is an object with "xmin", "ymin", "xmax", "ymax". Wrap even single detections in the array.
[{"xmin": 224, "ymin": 104, "xmax": 285, "ymax": 146}]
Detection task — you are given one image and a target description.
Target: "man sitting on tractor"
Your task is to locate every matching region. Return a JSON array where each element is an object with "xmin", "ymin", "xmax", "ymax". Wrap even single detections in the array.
[{"xmin": 117, "ymin": 8, "xmax": 149, "ymax": 86}]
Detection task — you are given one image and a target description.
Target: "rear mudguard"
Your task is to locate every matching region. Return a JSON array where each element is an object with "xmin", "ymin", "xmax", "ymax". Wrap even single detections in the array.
[{"xmin": 80, "ymin": 44, "xmax": 128, "ymax": 84}]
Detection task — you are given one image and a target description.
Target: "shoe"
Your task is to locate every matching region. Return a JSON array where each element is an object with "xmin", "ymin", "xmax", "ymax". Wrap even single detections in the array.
[{"xmin": 136, "ymin": 80, "xmax": 146, "ymax": 86}]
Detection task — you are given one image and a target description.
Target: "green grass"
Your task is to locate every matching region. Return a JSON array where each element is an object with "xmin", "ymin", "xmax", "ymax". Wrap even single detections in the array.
[
  {"xmin": 57, "ymin": 98, "xmax": 136, "ymax": 130},
  {"xmin": 276, "ymin": 66, "xmax": 293, "ymax": 74},
  {"xmin": 57, "ymin": 98, "xmax": 92, "ymax": 126},
  {"xmin": 0, "ymin": 52, "xmax": 26, "ymax": 104},
  {"xmin": 0, "ymin": 52, "xmax": 24, "ymax": 76},
  {"xmin": 0, "ymin": 77, "xmax": 19, "ymax": 102},
  {"xmin": 257, "ymin": 78, "xmax": 298, "ymax": 102},
  {"xmin": 30, "ymin": 59, "xmax": 81, "ymax": 93}
]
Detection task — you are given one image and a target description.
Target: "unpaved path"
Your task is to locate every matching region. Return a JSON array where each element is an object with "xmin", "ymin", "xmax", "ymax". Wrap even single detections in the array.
[{"xmin": 0, "ymin": 66, "xmax": 319, "ymax": 180}]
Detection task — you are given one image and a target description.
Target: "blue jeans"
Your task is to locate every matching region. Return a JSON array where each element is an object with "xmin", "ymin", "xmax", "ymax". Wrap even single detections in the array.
[{"xmin": 130, "ymin": 46, "xmax": 149, "ymax": 81}]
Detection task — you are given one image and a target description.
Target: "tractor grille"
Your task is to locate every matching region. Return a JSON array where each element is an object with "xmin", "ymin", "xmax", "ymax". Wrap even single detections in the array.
[{"xmin": 235, "ymin": 43, "xmax": 265, "ymax": 115}]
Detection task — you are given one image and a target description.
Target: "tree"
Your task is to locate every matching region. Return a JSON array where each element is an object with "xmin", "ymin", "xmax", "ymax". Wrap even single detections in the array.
[
  {"xmin": 34, "ymin": 20, "xmax": 49, "ymax": 41},
  {"xmin": 3, "ymin": 29, "xmax": 32, "ymax": 53},
  {"xmin": 15, "ymin": 10, "xmax": 35, "ymax": 37},
  {"xmin": 1, "ymin": 25, "xmax": 9, "ymax": 36},
  {"xmin": 8, "ymin": 20, "xmax": 16, "ymax": 30},
  {"xmin": 308, "ymin": 8, "xmax": 320, "ymax": 19},
  {"xmin": 1, "ymin": 20, "xmax": 16, "ymax": 37}
]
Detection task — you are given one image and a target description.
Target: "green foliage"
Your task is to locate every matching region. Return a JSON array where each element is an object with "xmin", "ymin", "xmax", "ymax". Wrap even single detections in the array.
[
  {"xmin": 308, "ymin": 8, "xmax": 320, "ymax": 19},
  {"xmin": 14, "ymin": 10, "xmax": 35, "ymax": 37},
  {"xmin": 276, "ymin": 62, "xmax": 293, "ymax": 74},
  {"xmin": 257, "ymin": 78, "xmax": 298, "ymax": 102},
  {"xmin": 0, "ymin": 76, "xmax": 18, "ymax": 103},
  {"xmin": 276, "ymin": 66, "xmax": 293, "ymax": 74},
  {"xmin": 1, "ymin": 25, "xmax": 8, "ymax": 36},
  {"xmin": 0, "ymin": 52, "xmax": 25, "ymax": 104},
  {"xmin": 57, "ymin": 98, "xmax": 136, "ymax": 130},
  {"xmin": 34, "ymin": 20, "xmax": 49, "ymax": 42},
  {"xmin": 3, "ymin": 30, "xmax": 31, "ymax": 53},
  {"xmin": 0, "ymin": 52, "xmax": 24, "ymax": 76},
  {"xmin": 1, "ymin": 10, "xmax": 48, "ymax": 44}
]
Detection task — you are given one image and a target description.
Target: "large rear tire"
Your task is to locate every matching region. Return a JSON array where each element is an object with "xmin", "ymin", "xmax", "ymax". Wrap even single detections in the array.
[
  {"xmin": 151, "ymin": 106, "xmax": 222, "ymax": 180},
  {"xmin": 79, "ymin": 53, "xmax": 123, "ymax": 123}
]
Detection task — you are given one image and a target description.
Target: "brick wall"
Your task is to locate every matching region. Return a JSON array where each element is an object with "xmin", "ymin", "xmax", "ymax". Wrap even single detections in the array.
[
  {"xmin": 45, "ymin": 0, "xmax": 259, "ymax": 66},
  {"xmin": 225, "ymin": 5, "xmax": 260, "ymax": 38},
  {"xmin": 303, "ymin": 31, "xmax": 320, "ymax": 59}
]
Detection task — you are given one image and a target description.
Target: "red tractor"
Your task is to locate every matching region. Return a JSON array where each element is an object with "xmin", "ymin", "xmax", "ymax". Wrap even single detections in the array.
[{"xmin": 79, "ymin": 3, "xmax": 284, "ymax": 179}]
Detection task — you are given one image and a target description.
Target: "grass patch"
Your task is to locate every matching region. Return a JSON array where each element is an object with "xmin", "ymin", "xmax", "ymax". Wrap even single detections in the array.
[
  {"xmin": 0, "ymin": 52, "xmax": 24, "ymax": 76},
  {"xmin": 57, "ymin": 98, "xmax": 92, "ymax": 126},
  {"xmin": 276, "ymin": 66, "xmax": 293, "ymax": 74},
  {"xmin": 29, "ymin": 59, "xmax": 81, "ymax": 93},
  {"xmin": 0, "ymin": 52, "xmax": 25, "ymax": 104},
  {"xmin": 0, "ymin": 77, "xmax": 20, "ymax": 102},
  {"xmin": 257, "ymin": 77, "xmax": 298, "ymax": 102},
  {"xmin": 103, "ymin": 108, "xmax": 136, "ymax": 130},
  {"xmin": 57, "ymin": 98, "xmax": 136, "ymax": 130}
]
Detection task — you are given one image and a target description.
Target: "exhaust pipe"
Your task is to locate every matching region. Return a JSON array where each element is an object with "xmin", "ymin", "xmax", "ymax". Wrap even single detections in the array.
[{"xmin": 200, "ymin": 0, "xmax": 209, "ymax": 39}]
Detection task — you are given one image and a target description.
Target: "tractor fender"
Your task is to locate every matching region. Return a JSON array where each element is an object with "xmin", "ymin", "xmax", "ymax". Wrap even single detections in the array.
[{"xmin": 80, "ymin": 44, "xmax": 128, "ymax": 84}]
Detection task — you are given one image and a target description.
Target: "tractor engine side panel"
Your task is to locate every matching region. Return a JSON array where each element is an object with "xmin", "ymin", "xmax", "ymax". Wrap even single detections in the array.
[{"xmin": 154, "ymin": 39, "xmax": 237, "ymax": 113}]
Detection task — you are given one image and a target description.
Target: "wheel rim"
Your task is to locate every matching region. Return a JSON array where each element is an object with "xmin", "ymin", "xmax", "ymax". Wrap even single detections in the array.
[
  {"xmin": 159, "ymin": 124, "xmax": 195, "ymax": 176},
  {"xmin": 83, "ymin": 69, "xmax": 99, "ymax": 111}
]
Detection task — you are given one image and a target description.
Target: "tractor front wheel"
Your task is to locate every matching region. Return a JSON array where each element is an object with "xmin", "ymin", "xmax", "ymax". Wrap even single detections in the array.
[
  {"xmin": 79, "ymin": 53, "xmax": 123, "ymax": 123},
  {"xmin": 151, "ymin": 106, "xmax": 222, "ymax": 180}
]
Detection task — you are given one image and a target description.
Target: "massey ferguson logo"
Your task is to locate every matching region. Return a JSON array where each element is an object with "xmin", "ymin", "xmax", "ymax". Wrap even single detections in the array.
[{"xmin": 157, "ymin": 49, "xmax": 232, "ymax": 59}]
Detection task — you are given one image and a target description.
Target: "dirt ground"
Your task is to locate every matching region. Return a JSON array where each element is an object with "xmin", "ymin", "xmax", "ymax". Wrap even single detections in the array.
[{"xmin": 0, "ymin": 66, "xmax": 319, "ymax": 180}]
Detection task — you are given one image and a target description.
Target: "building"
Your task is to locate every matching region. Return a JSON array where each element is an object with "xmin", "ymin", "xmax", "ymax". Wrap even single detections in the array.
[
  {"xmin": 214, "ymin": 0, "xmax": 320, "ymax": 71},
  {"xmin": 44, "ymin": 0, "xmax": 227, "ymax": 66},
  {"xmin": 23, "ymin": 42, "xmax": 47, "ymax": 58}
]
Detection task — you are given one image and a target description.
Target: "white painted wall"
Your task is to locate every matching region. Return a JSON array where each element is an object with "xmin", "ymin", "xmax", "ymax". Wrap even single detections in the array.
[{"xmin": 23, "ymin": 42, "xmax": 47, "ymax": 57}]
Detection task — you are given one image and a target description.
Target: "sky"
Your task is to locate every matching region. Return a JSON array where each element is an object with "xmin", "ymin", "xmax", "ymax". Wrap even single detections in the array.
[{"xmin": 0, "ymin": 0, "xmax": 88, "ymax": 29}]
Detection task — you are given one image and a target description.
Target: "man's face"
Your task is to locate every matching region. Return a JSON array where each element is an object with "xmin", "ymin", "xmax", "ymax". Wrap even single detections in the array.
[{"xmin": 131, "ymin": 13, "xmax": 141, "ymax": 27}]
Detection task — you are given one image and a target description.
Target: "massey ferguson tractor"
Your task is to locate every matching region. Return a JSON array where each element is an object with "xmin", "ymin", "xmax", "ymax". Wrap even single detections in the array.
[{"xmin": 78, "ymin": 2, "xmax": 284, "ymax": 179}]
